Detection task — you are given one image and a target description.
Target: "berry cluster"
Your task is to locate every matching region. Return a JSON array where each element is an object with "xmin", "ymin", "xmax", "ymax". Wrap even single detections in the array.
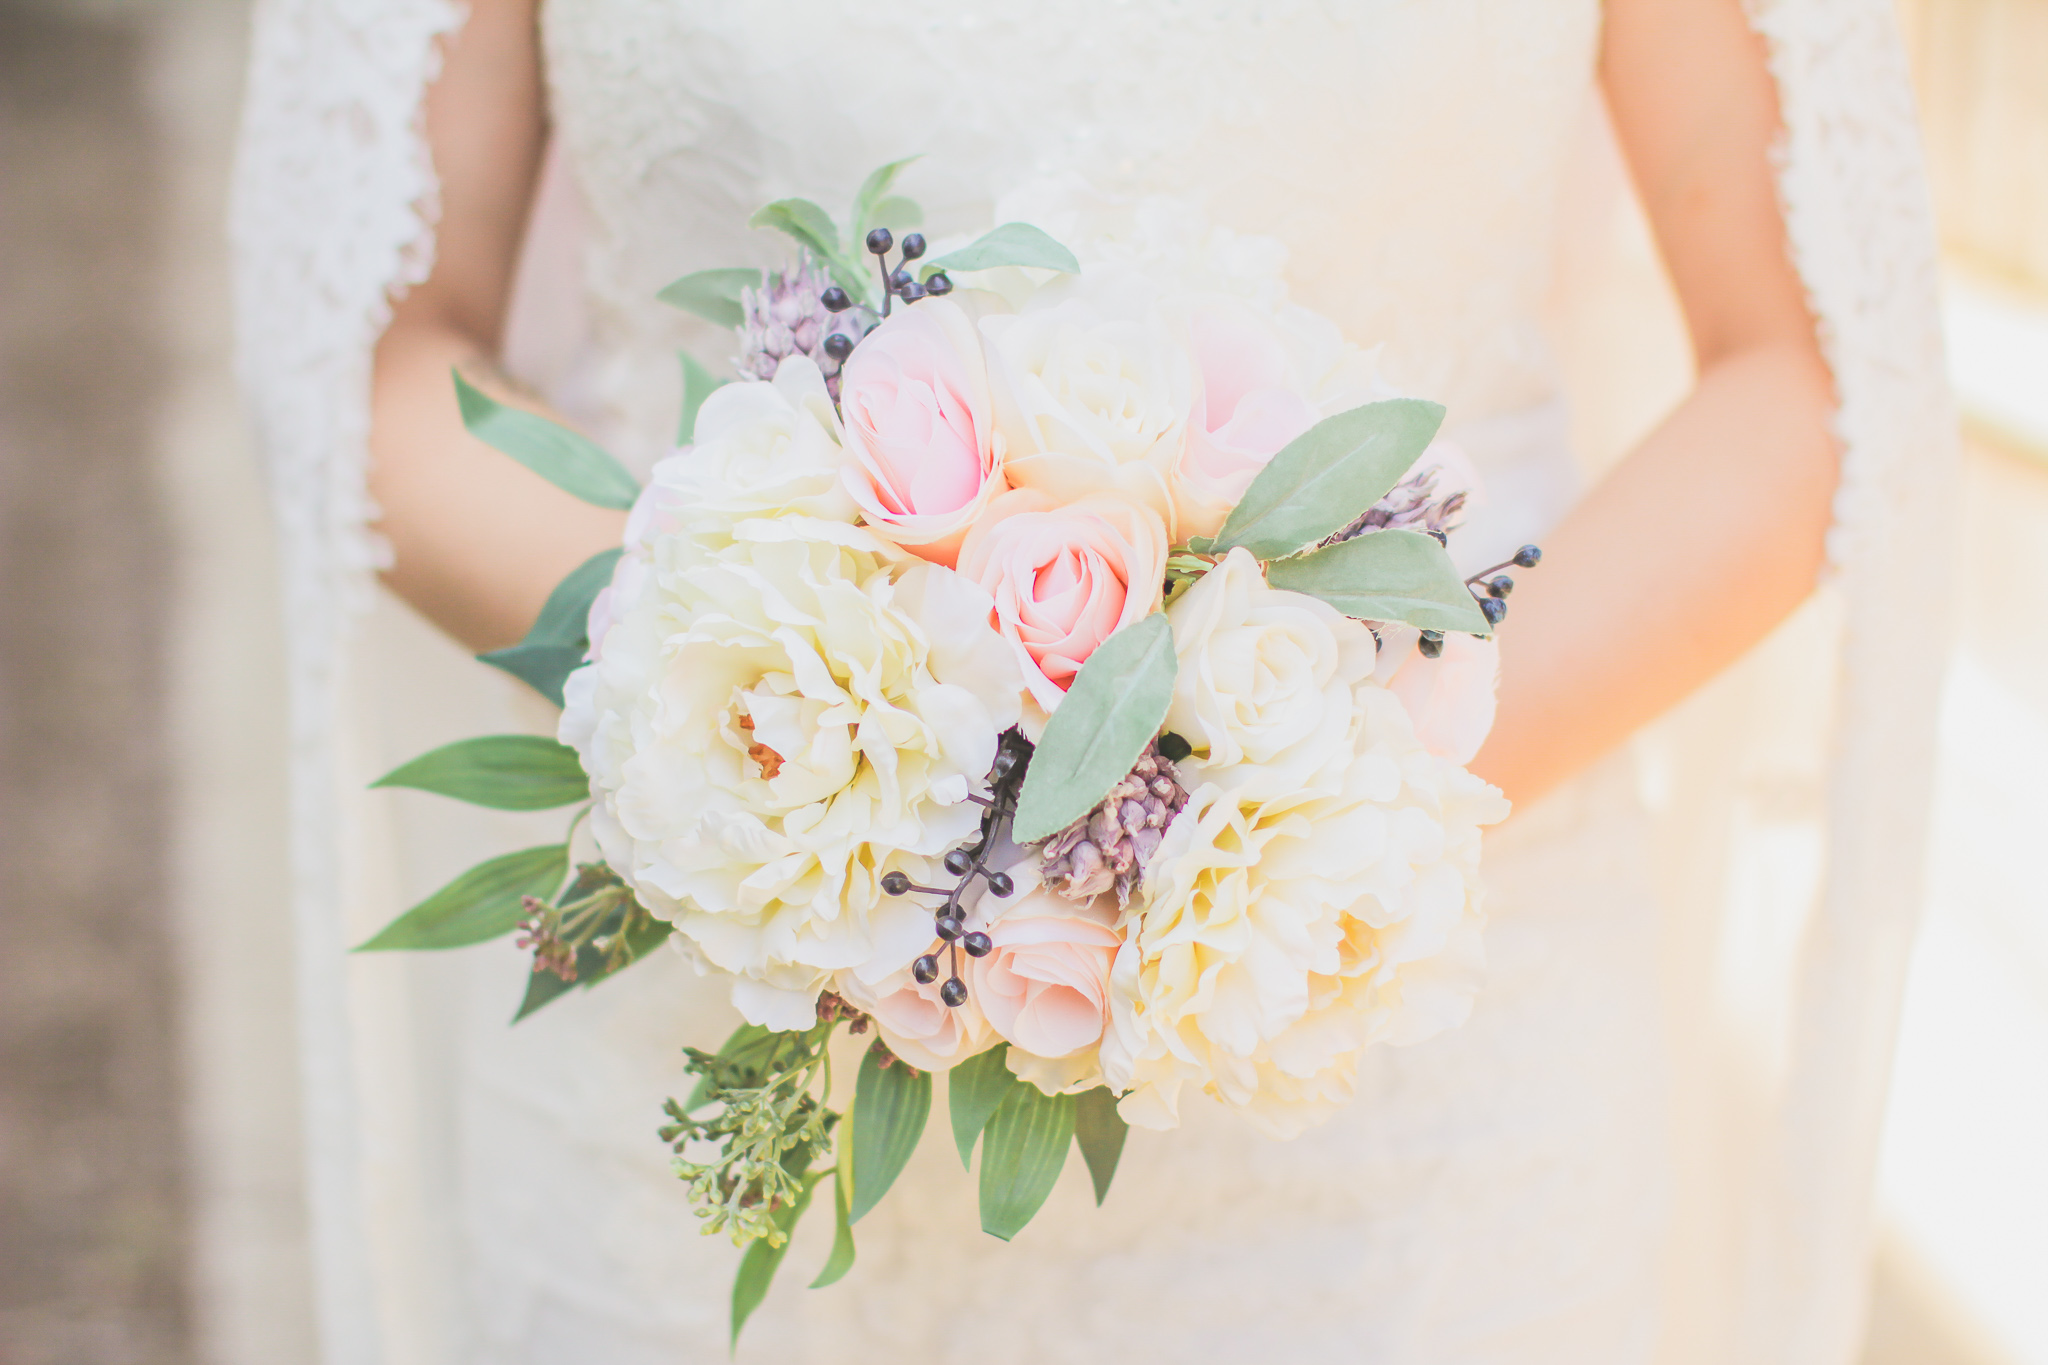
[
  {"xmin": 1421, "ymin": 542, "xmax": 1543, "ymax": 657},
  {"xmin": 878, "ymin": 728, "xmax": 1032, "ymax": 1008},
  {"xmin": 818, "ymin": 228, "xmax": 955, "ymax": 365}
]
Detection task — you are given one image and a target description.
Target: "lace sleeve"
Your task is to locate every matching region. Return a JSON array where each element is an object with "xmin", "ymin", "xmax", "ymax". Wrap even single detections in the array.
[
  {"xmin": 229, "ymin": 1, "xmax": 463, "ymax": 1360},
  {"xmin": 1744, "ymin": 1, "xmax": 1958, "ymax": 1359}
]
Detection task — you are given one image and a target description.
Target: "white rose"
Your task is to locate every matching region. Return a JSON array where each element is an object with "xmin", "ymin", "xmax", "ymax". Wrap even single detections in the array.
[
  {"xmin": 1099, "ymin": 688, "xmax": 1510, "ymax": 1138},
  {"xmin": 1163, "ymin": 548, "xmax": 1378, "ymax": 795},
  {"xmin": 560, "ymin": 514, "xmax": 1024, "ymax": 1029}
]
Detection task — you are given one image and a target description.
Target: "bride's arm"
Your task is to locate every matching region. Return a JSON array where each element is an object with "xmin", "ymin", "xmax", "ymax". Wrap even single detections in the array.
[
  {"xmin": 368, "ymin": 0, "xmax": 624, "ymax": 652},
  {"xmin": 1467, "ymin": 0, "xmax": 1839, "ymax": 806}
]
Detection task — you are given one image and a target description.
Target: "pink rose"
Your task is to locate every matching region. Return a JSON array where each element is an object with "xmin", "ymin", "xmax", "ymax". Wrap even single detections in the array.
[
  {"xmin": 970, "ymin": 871, "xmax": 1121, "ymax": 1060},
  {"xmin": 1170, "ymin": 308, "xmax": 1318, "ymax": 540},
  {"xmin": 838, "ymin": 298, "xmax": 1007, "ymax": 566},
  {"xmin": 1381, "ymin": 629, "xmax": 1500, "ymax": 766},
  {"xmin": 837, "ymin": 950, "xmax": 994, "ymax": 1072},
  {"xmin": 956, "ymin": 488, "xmax": 1167, "ymax": 712}
]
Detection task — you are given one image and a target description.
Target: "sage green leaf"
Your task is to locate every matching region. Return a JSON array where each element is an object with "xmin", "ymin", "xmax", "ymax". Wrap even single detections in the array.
[
  {"xmin": 750, "ymin": 198, "xmax": 868, "ymax": 300},
  {"xmin": 655, "ymin": 267, "xmax": 764, "ymax": 328},
  {"xmin": 678, "ymin": 351, "xmax": 729, "ymax": 445},
  {"xmin": 1013, "ymin": 613, "xmax": 1177, "ymax": 843},
  {"xmin": 1265, "ymin": 528, "xmax": 1492, "ymax": 635},
  {"xmin": 809, "ymin": 1164, "xmax": 857, "ymax": 1289},
  {"xmin": 475, "ymin": 643, "xmax": 585, "ymax": 708},
  {"xmin": 948, "ymin": 1044, "xmax": 1017, "ymax": 1168},
  {"xmin": 371, "ymin": 734, "xmax": 588, "ymax": 810},
  {"xmin": 1206, "ymin": 398, "xmax": 1446, "ymax": 560},
  {"xmin": 865, "ymin": 195, "xmax": 923, "ymax": 235},
  {"xmin": 849, "ymin": 156, "xmax": 921, "ymax": 247},
  {"xmin": 477, "ymin": 547, "xmax": 622, "ymax": 705},
  {"xmin": 454, "ymin": 370, "xmax": 641, "ymax": 510},
  {"xmin": 978, "ymin": 1084, "xmax": 1075, "ymax": 1241},
  {"xmin": 355, "ymin": 844, "xmax": 566, "ymax": 951},
  {"xmin": 920, "ymin": 222, "xmax": 1080, "ymax": 279},
  {"xmin": 848, "ymin": 1041, "xmax": 931, "ymax": 1223},
  {"xmin": 1071, "ymin": 1086, "xmax": 1128, "ymax": 1207},
  {"xmin": 511, "ymin": 912, "xmax": 670, "ymax": 1022},
  {"xmin": 730, "ymin": 1170, "xmax": 822, "ymax": 1351}
]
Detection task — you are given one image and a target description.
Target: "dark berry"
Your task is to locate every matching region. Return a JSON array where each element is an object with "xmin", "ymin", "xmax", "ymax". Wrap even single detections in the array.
[
  {"xmin": 986, "ymin": 871, "xmax": 1015, "ymax": 898},
  {"xmin": 899, "ymin": 282, "xmax": 927, "ymax": 303},
  {"xmin": 866, "ymin": 227, "xmax": 894, "ymax": 256},
  {"xmin": 889, "ymin": 267, "xmax": 914, "ymax": 290},
  {"xmin": 1487, "ymin": 575, "xmax": 1513, "ymax": 598},
  {"xmin": 990, "ymin": 749, "xmax": 1018, "ymax": 779},
  {"xmin": 924, "ymin": 272, "xmax": 954, "ymax": 297},
  {"xmin": 900, "ymin": 233, "xmax": 927, "ymax": 261},
  {"xmin": 944, "ymin": 848, "xmax": 975, "ymax": 876},
  {"xmin": 912, "ymin": 954, "xmax": 940, "ymax": 984},
  {"xmin": 1513, "ymin": 544, "xmax": 1543, "ymax": 568},
  {"xmin": 820, "ymin": 285, "xmax": 852, "ymax": 312},
  {"xmin": 962, "ymin": 931, "xmax": 993, "ymax": 958},
  {"xmin": 821, "ymin": 332, "xmax": 855, "ymax": 362},
  {"xmin": 880, "ymin": 870, "xmax": 912, "ymax": 896},
  {"xmin": 1156, "ymin": 731, "xmax": 1192, "ymax": 763},
  {"xmin": 935, "ymin": 915, "xmax": 965, "ymax": 942},
  {"xmin": 1480, "ymin": 596, "xmax": 1507, "ymax": 626},
  {"xmin": 939, "ymin": 977, "xmax": 969, "ymax": 1008},
  {"xmin": 1418, "ymin": 631, "xmax": 1444, "ymax": 659}
]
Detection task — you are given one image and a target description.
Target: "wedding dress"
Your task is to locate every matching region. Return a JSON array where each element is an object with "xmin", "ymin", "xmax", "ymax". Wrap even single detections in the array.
[{"xmin": 230, "ymin": 2, "xmax": 1955, "ymax": 1362}]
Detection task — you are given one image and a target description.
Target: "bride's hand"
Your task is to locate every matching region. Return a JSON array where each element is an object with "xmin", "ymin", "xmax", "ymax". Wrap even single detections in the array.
[
  {"xmin": 367, "ymin": 0, "xmax": 624, "ymax": 653},
  {"xmin": 1469, "ymin": 0, "xmax": 1839, "ymax": 808}
]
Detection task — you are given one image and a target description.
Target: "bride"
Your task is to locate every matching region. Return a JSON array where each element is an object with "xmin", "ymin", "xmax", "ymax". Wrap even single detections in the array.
[{"xmin": 231, "ymin": 0, "xmax": 1953, "ymax": 1360}]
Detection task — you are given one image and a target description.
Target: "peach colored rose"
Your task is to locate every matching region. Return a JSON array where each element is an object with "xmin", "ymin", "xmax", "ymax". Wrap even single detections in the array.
[
  {"xmin": 1376, "ymin": 626, "xmax": 1501, "ymax": 766},
  {"xmin": 837, "ymin": 950, "xmax": 995, "ymax": 1072},
  {"xmin": 838, "ymin": 298, "xmax": 1007, "ymax": 566},
  {"xmin": 1171, "ymin": 308, "xmax": 1318, "ymax": 540},
  {"xmin": 970, "ymin": 868, "xmax": 1120, "ymax": 1062},
  {"xmin": 956, "ymin": 488, "xmax": 1167, "ymax": 713}
]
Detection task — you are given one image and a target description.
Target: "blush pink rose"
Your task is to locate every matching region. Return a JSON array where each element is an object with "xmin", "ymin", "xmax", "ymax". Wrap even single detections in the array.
[
  {"xmin": 1382, "ymin": 629, "xmax": 1501, "ymax": 766},
  {"xmin": 956, "ymin": 488, "xmax": 1167, "ymax": 712},
  {"xmin": 969, "ymin": 872, "xmax": 1121, "ymax": 1060},
  {"xmin": 838, "ymin": 298, "xmax": 1007, "ymax": 566},
  {"xmin": 837, "ymin": 951, "xmax": 994, "ymax": 1072},
  {"xmin": 1171, "ymin": 308, "xmax": 1318, "ymax": 540}
]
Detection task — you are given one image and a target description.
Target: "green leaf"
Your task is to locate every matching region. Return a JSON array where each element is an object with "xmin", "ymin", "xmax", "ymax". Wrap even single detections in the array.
[
  {"xmin": 686, "ymin": 1024, "xmax": 778, "ymax": 1111},
  {"xmin": 948, "ymin": 1044, "xmax": 1017, "ymax": 1168},
  {"xmin": 730, "ymin": 1170, "xmax": 822, "ymax": 1351},
  {"xmin": 750, "ymin": 198, "xmax": 869, "ymax": 301},
  {"xmin": 848, "ymin": 156, "xmax": 921, "ymax": 249},
  {"xmin": 475, "ymin": 643, "xmax": 587, "ymax": 709},
  {"xmin": 978, "ymin": 1083, "xmax": 1075, "ymax": 1241},
  {"xmin": 454, "ymin": 370, "xmax": 641, "ymax": 511},
  {"xmin": 809, "ymin": 1164, "xmax": 857, "ymax": 1289},
  {"xmin": 865, "ymin": 195, "xmax": 923, "ymax": 235},
  {"xmin": 1265, "ymin": 528, "xmax": 1492, "ymax": 635},
  {"xmin": 371, "ymin": 734, "xmax": 588, "ymax": 810},
  {"xmin": 1071, "ymin": 1086, "xmax": 1128, "ymax": 1207},
  {"xmin": 847, "ymin": 1041, "xmax": 931, "ymax": 1223},
  {"xmin": 919, "ymin": 222, "xmax": 1080, "ymax": 279},
  {"xmin": 655, "ymin": 267, "xmax": 764, "ymax": 328},
  {"xmin": 678, "ymin": 351, "xmax": 729, "ymax": 445},
  {"xmin": 1013, "ymin": 613, "xmax": 1177, "ymax": 843},
  {"xmin": 477, "ymin": 547, "xmax": 622, "ymax": 706},
  {"xmin": 1205, "ymin": 398, "xmax": 1446, "ymax": 560},
  {"xmin": 355, "ymin": 844, "xmax": 566, "ymax": 951},
  {"xmin": 511, "ymin": 912, "xmax": 670, "ymax": 1022}
]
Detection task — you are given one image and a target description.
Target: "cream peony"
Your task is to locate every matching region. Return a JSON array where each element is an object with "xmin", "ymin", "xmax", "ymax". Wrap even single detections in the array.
[
  {"xmin": 956, "ymin": 488, "xmax": 1167, "ymax": 714},
  {"xmin": 560, "ymin": 515, "xmax": 1025, "ymax": 1030},
  {"xmin": 1163, "ymin": 548, "xmax": 1378, "ymax": 796},
  {"xmin": 1099, "ymin": 684, "xmax": 1511, "ymax": 1137}
]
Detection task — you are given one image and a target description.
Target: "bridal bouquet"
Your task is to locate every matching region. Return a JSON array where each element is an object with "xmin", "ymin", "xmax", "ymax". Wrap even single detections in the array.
[{"xmin": 365, "ymin": 161, "xmax": 1532, "ymax": 1341}]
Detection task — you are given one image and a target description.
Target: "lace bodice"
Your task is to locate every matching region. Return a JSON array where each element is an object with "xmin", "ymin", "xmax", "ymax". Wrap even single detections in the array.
[{"xmin": 544, "ymin": 0, "xmax": 1600, "ymax": 472}]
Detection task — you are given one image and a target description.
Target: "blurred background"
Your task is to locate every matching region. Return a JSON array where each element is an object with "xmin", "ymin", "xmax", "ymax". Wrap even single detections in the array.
[{"xmin": 0, "ymin": 0, "xmax": 2041, "ymax": 1361}]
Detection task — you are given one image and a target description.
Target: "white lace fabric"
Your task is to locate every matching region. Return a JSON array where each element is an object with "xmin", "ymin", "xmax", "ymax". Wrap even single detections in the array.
[{"xmin": 229, "ymin": 1, "xmax": 1955, "ymax": 1361}]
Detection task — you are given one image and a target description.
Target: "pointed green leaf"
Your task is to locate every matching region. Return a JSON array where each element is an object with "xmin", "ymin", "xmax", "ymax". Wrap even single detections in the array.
[
  {"xmin": 371, "ymin": 734, "xmax": 588, "ymax": 810},
  {"xmin": 511, "ymin": 911, "xmax": 670, "ymax": 1022},
  {"xmin": 355, "ymin": 844, "xmax": 566, "ymax": 951},
  {"xmin": 865, "ymin": 195, "xmax": 923, "ymax": 235},
  {"xmin": 948, "ymin": 1044, "xmax": 1017, "ymax": 1168},
  {"xmin": 978, "ymin": 1083, "xmax": 1074, "ymax": 1241},
  {"xmin": 750, "ymin": 198, "xmax": 869, "ymax": 301},
  {"xmin": 730, "ymin": 1170, "xmax": 822, "ymax": 1351},
  {"xmin": 847, "ymin": 1041, "xmax": 931, "ymax": 1223},
  {"xmin": 1013, "ymin": 613, "xmax": 1177, "ymax": 843},
  {"xmin": 809, "ymin": 1164, "xmax": 857, "ymax": 1289},
  {"xmin": 1206, "ymin": 398, "xmax": 1446, "ymax": 560},
  {"xmin": 655, "ymin": 267, "xmax": 764, "ymax": 328},
  {"xmin": 1264, "ymin": 528, "xmax": 1492, "ymax": 635},
  {"xmin": 477, "ymin": 547, "xmax": 622, "ymax": 705},
  {"xmin": 849, "ymin": 156, "xmax": 921, "ymax": 248},
  {"xmin": 678, "ymin": 351, "xmax": 729, "ymax": 445},
  {"xmin": 1071, "ymin": 1086, "xmax": 1128, "ymax": 1207},
  {"xmin": 475, "ymin": 642, "xmax": 586, "ymax": 708},
  {"xmin": 919, "ymin": 222, "xmax": 1080, "ymax": 279},
  {"xmin": 454, "ymin": 370, "xmax": 641, "ymax": 510}
]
